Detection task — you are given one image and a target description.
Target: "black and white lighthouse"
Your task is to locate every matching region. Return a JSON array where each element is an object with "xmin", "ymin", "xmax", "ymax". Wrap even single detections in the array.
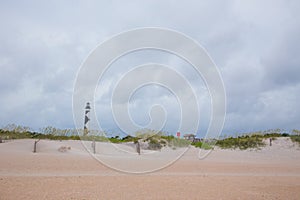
[{"xmin": 83, "ymin": 102, "xmax": 91, "ymax": 136}]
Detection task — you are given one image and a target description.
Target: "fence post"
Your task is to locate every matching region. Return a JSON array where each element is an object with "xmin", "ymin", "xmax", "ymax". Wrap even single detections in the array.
[
  {"xmin": 33, "ymin": 139, "xmax": 40, "ymax": 153},
  {"xmin": 92, "ymin": 140, "xmax": 96, "ymax": 154}
]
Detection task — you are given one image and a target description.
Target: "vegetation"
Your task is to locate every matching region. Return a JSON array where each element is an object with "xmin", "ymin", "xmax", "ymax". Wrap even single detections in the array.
[
  {"xmin": 290, "ymin": 135, "xmax": 300, "ymax": 145},
  {"xmin": 289, "ymin": 129, "xmax": 300, "ymax": 146},
  {"xmin": 216, "ymin": 135, "xmax": 266, "ymax": 150},
  {"xmin": 0, "ymin": 129, "xmax": 80, "ymax": 140},
  {"xmin": 1, "ymin": 124, "xmax": 300, "ymax": 150},
  {"xmin": 216, "ymin": 131, "xmax": 289, "ymax": 150},
  {"xmin": 133, "ymin": 129, "xmax": 190, "ymax": 150},
  {"xmin": 107, "ymin": 136, "xmax": 133, "ymax": 143},
  {"xmin": 168, "ymin": 137, "xmax": 191, "ymax": 148},
  {"xmin": 148, "ymin": 138, "xmax": 163, "ymax": 150},
  {"xmin": 192, "ymin": 141, "xmax": 214, "ymax": 150},
  {"xmin": 292, "ymin": 129, "xmax": 300, "ymax": 136}
]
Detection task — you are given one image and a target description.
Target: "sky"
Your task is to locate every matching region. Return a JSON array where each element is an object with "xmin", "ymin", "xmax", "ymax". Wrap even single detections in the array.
[{"xmin": 0, "ymin": 0, "xmax": 299, "ymax": 137}]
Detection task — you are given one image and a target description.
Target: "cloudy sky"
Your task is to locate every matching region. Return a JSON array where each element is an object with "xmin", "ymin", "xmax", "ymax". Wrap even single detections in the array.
[{"xmin": 0, "ymin": 0, "xmax": 299, "ymax": 136}]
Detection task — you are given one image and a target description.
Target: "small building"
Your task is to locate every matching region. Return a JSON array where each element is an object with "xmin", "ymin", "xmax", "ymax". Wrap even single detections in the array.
[{"xmin": 183, "ymin": 134, "xmax": 196, "ymax": 141}]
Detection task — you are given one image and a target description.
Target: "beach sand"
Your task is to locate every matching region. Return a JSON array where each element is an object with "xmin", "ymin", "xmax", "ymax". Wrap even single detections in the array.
[{"xmin": 0, "ymin": 138, "xmax": 299, "ymax": 199}]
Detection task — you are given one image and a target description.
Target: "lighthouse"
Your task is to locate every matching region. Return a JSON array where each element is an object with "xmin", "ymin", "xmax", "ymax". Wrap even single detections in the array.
[{"xmin": 83, "ymin": 102, "xmax": 91, "ymax": 136}]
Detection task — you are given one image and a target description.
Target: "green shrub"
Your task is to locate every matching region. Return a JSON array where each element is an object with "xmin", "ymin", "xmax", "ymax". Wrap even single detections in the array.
[
  {"xmin": 192, "ymin": 141, "xmax": 213, "ymax": 150},
  {"xmin": 161, "ymin": 135, "xmax": 175, "ymax": 142},
  {"xmin": 108, "ymin": 137, "xmax": 122, "ymax": 143},
  {"xmin": 216, "ymin": 135, "xmax": 265, "ymax": 150},
  {"xmin": 121, "ymin": 135, "xmax": 136, "ymax": 142},
  {"xmin": 148, "ymin": 138, "xmax": 163, "ymax": 150},
  {"xmin": 0, "ymin": 129, "xmax": 32, "ymax": 139},
  {"xmin": 169, "ymin": 138, "xmax": 191, "ymax": 148},
  {"xmin": 290, "ymin": 135, "xmax": 300, "ymax": 145},
  {"xmin": 263, "ymin": 133, "xmax": 289, "ymax": 138}
]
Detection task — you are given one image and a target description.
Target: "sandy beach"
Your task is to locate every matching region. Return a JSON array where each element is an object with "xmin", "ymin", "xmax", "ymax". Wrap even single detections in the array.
[{"xmin": 0, "ymin": 138, "xmax": 299, "ymax": 199}]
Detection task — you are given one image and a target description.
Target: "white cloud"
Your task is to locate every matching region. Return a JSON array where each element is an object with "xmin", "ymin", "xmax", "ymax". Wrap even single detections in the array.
[{"xmin": 0, "ymin": 0, "xmax": 299, "ymax": 135}]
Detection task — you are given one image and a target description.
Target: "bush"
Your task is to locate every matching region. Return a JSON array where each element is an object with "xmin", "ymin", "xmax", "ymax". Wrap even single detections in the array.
[
  {"xmin": 121, "ymin": 135, "xmax": 136, "ymax": 142},
  {"xmin": 263, "ymin": 133, "xmax": 289, "ymax": 138},
  {"xmin": 192, "ymin": 141, "xmax": 213, "ymax": 150},
  {"xmin": 169, "ymin": 138, "xmax": 191, "ymax": 148},
  {"xmin": 290, "ymin": 135, "xmax": 300, "ymax": 145},
  {"xmin": 148, "ymin": 138, "xmax": 163, "ymax": 150},
  {"xmin": 161, "ymin": 135, "xmax": 175, "ymax": 142},
  {"xmin": 216, "ymin": 135, "xmax": 265, "ymax": 150},
  {"xmin": 0, "ymin": 129, "xmax": 32, "ymax": 139}
]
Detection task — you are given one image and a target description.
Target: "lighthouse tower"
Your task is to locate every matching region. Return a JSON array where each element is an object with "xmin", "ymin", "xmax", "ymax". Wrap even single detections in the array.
[{"xmin": 83, "ymin": 102, "xmax": 91, "ymax": 136}]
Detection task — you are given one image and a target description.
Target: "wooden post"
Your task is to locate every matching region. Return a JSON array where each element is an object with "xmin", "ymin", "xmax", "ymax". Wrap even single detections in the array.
[
  {"xmin": 92, "ymin": 140, "xmax": 96, "ymax": 154},
  {"xmin": 33, "ymin": 139, "xmax": 40, "ymax": 153},
  {"xmin": 136, "ymin": 141, "xmax": 141, "ymax": 155}
]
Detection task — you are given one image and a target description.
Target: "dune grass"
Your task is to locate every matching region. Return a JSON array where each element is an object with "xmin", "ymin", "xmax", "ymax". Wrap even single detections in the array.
[
  {"xmin": 191, "ymin": 141, "xmax": 214, "ymax": 150},
  {"xmin": 216, "ymin": 135, "xmax": 266, "ymax": 150},
  {"xmin": 1, "ymin": 126, "xmax": 299, "ymax": 150},
  {"xmin": 290, "ymin": 135, "xmax": 300, "ymax": 145}
]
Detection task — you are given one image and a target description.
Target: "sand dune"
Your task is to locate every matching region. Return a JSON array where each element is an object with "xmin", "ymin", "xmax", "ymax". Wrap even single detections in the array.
[{"xmin": 0, "ymin": 138, "xmax": 299, "ymax": 199}]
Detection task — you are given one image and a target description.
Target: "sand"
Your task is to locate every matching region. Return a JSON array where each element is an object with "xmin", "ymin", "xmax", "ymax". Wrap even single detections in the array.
[{"xmin": 0, "ymin": 137, "xmax": 299, "ymax": 199}]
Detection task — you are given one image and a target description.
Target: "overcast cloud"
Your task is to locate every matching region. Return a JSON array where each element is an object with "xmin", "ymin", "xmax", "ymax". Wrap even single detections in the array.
[{"xmin": 0, "ymin": 0, "xmax": 299, "ymax": 136}]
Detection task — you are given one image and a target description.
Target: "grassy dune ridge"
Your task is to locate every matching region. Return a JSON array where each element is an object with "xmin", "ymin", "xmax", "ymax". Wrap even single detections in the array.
[{"xmin": 1, "ymin": 125, "xmax": 300, "ymax": 150}]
